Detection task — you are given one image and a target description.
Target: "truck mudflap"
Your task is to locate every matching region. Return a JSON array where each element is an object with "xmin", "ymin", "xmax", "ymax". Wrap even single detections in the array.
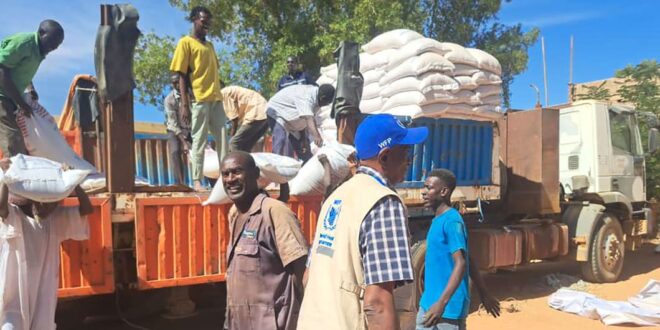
[
  {"xmin": 562, "ymin": 202, "xmax": 606, "ymax": 261},
  {"xmin": 58, "ymin": 197, "xmax": 114, "ymax": 298},
  {"xmin": 134, "ymin": 195, "xmax": 322, "ymax": 290}
]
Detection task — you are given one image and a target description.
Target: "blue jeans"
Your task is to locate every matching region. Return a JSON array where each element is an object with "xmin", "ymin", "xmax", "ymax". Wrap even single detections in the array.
[
  {"xmin": 267, "ymin": 116, "xmax": 312, "ymax": 162},
  {"xmin": 416, "ymin": 308, "xmax": 466, "ymax": 330}
]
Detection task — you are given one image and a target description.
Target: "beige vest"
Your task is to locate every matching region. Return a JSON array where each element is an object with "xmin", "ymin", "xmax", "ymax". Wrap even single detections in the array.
[{"xmin": 297, "ymin": 173, "xmax": 398, "ymax": 330}]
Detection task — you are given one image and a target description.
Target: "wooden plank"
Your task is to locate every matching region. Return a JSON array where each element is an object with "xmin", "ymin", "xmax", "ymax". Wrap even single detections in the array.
[
  {"xmin": 144, "ymin": 206, "xmax": 159, "ymax": 281},
  {"xmin": 104, "ymin": 92, "xmax": 135, "ymax": 192},
  {"xmin": 208, "ymin": 206, "xmax": 219, "ymax": 274},
  {"xmin": 203, "ymin": 206, "xmax": 213, "ymax": 275},
  {"xmin": 218, "ymin": 205, "xmax": 229, "ymax": 273}
]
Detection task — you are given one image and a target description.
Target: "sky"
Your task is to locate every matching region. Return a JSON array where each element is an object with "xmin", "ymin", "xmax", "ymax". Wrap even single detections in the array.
[{"xmin": 1, "ymin": 0, "xmax": 658, "ymax": 123}]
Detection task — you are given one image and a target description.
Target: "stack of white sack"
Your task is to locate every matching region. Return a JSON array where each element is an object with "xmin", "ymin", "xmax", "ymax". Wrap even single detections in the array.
[
  {"xmin": 289, "ymin": 141, "xmax": 356, "ymax": 196},
  {"xmin": 0, "ymin": 154, "xmax": 90, "ymax": 203},
  {"xmin": 18, "ymin": 98, "xmax": 149, "ymax": 191},
  {"xmin": 316, "ymin": 28, "xmax": 502, "ymax": 127},
  {"xmin": 203, "ymin": 151, "xmax": 302, "ymax": 205}
]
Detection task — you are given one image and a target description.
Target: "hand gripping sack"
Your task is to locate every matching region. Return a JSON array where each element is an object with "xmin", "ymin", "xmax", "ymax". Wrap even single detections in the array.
[
  {"xmin": 17, "ymin": 99, "xmax": 98, "ymax": 173},
  {"xmin": 361, "ymin": 29, "xmax": 423, "ymax": 54},
  {"xmin": 2, "ymin": 154, "xmax": 90, "ymax": 203},
  {"xmin": 289, "ymin": 142, "xmax": 356, "ymax": 196}
]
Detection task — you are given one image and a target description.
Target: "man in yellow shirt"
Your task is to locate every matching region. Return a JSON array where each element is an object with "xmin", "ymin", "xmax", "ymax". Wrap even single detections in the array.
[
  {"xmin": 220, "ymin": 84, "xmax": 268, "ymax": 152},
  {"xmin": 169, "ymin": 6, "xmax": 226, "ymax": 191}
]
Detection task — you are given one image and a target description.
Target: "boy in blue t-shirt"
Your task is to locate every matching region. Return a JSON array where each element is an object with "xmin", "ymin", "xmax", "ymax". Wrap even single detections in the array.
[{"xmin": 418, "ymin": 169, "xmax": 470, "ymax": 330}]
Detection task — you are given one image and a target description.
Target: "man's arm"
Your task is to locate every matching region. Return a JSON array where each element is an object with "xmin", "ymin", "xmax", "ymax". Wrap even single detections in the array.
[
  {"xmin": 305, "ymin": 116, "xmax": 323, "ymax": 147},
  {"xmin": 74, "ymin": 185, "xmax": 94, "ymax": 216},
  {"xmin": 423, "ymin": 250, "xmax": 466, "ymax": 327},
  {"xmin": 177, "ymin": 73, "xmax": 191, "ymax": 127},
  {"xmin": 469, "ymin": 256, "xmax": 500, "ymax": 318},
  {"xmin": 0, "ymin": 65, "xmax": 32, "ymax": 116},
  {"xmin": 364, "ymin": 282, "xmax": 398, "ymax": 330},
  {"xmin": 0, "ymin": 184, "xmax": 9, "ymax": 220}
]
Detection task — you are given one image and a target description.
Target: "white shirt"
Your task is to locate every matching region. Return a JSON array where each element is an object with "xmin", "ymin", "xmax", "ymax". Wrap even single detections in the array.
[
  {"xmin": 266, "ymin": 85, "xmax": 320, "ymax": 132},
  {"xmin": 0, "ymin": 205, "xmax": 89, "ymax": 330}
]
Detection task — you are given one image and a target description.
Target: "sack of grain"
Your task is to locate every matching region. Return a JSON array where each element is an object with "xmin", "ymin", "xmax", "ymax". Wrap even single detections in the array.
[
  {"xmin": 420, "ymin": 103, "xmax": 474, "ymax": 117},
  {"xmin": 363, "ymin": 69, "xmax": 386, "ymax": 85},
  {"xmin": 454, "ymin": 75, "xmax": 479, "ymax": 90},
  {"xmin": 360, "ymin": 97, "xmax": 385, "ymax": 114},
  {"xmin": 466, "ymin": 48, "xmax": 502, "ymax": 75},
  {"xmin": 380, "ymin": 53, "xmax": 455, "ymax": 85},
  {"xmin": 476, "ymin": 85, "xmax": 502, "ymax": 98},
  {"xmin": 363, "ymin": 82, "xmax": 381, "ymax": 100},
  {"xmin": 419, "ymin": 72, "xmax": 460, "ymax": 93},
  {"xmin": 386, "ymin": 38, "xmax": 452, "ymax": 70},
  {"xmin": 472, "ymin": 71, "xmax": 502, "ymax": 85},
  {"xmin": 382, "ymin": 91, "xmax": 426, "ymax": 110},
  {"xmin": 443, "ymin": 43, "xmax": 479, "ymax": 67},
  {"xmin": 2, "ymin": 154, "xmax": 90, "ymax": 203},
  {"xmin": 383, "ymin": 105, "xmax": 423, "ymax": 118},
  {"xmin": 453, "ymin": 64, "xmax": 480, "ymax": 76},
  {"xmin": 289, "ymin": 141, "xmax": 356, "ymax": 196},
  {"xmin": 362, "ymin": 29, "xmax": 423, "ymax": 54}
]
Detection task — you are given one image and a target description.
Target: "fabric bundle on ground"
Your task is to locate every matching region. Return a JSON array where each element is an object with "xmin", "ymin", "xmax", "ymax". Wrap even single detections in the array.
[
  {"xmin": 548, "ymin": 280, "xmax": 660, "ymax": 326},
  {"xmin": 315, "ymin": 29, "xmax": 502, "ymax": 142}
]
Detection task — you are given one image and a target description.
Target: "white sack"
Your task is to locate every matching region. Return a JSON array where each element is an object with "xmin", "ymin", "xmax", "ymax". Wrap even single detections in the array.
[
  {"xmin": 386, "ymin": 38, "xmax": 452, "ymax": 69},
  {"xmin": 480, "ymin": 95, "xmax": 501, "ymax": 106},
  {"xmin": 316, "ymin": 74, "xmax": 335, "ymax": 86},
  {"xmin": 203, "ymin": 147, "xmax": 220, "ymax": 178},
  {"xmin": 473, "ymin": 105, "xmax": 502, "ymax": 113},
  {"xmin": 363, "ymin": 82, "xmax": 381, "ymax": 100},
  {"xmin": 203, "ymin": 152, "xmax": 302, "ymax": 205},
  {"xmin": 360, "ymin": 52, "xmax": 387, "ymax": 71},
  {"xmin": 472, "ymin": 71, "xmax": 502, "ymax": 85},
  {"xmin": 362, "ymin": 29, "xmax": 423, "ymax": 54},
  {"xmin": 289, "ymin": 141, "xmax": 356, "ymax": 196},
  {"xmin": 419, "ymin": 72, "xmax": 460, "ymax": 93},
  {"xmin": 321, "ymin": 65, "xmax": 338, "ymax": 80},
  {"xmin": 443, "ymin": 44, "xmax": 479, "ymax": 67},
  {"xmin": 420, "ymin": 103, "xmax": 474, "ymax": 117},
  {"xmin": 548, "ymin": 280, "xmax": 660, "ymax": 326},
  {"xmin": 466, "ymin": 48, "xmax": 502, "ymax": 75},
  {"xmin": 3, "ymin": 154, "xmax": 90, "ymax": 203},
  {"xmin": 423, "ymin": 89, "xmax": 478, "ymax": 105},
  {"xmin": 363, "ymin": 69, "xmax": 386, "ymax": 85},
  {"xmin": 380, "ymin": 76, "xmax": 422, "ymax": 98},
  {"xmin": 18, "ymin": 99, "xmax": 98, "ymax": 173},
  {"xmin": 453, "ymin": 64, "xmax": 480, "ymax": 76},
  {"xmin": 382, "ymin": 91, "xmax": 426, "ymax": 110},
  {"xmin": 383, "ymin": 105, "xmax": 423, "ymax": 118},
  {"xmin": 476, "ymin": 85, "xmax": 502, "ymax": 98},
  {"xmin": 360, "ymin": 97, "xmax": 385, "ymax": 114},
  {"xmin": 454, "ymin": 75, "xmax": 479, "ymax": 90},
  {"xmin": 380, "ymin": 53, "xmax": 454, "ymax": 85}
]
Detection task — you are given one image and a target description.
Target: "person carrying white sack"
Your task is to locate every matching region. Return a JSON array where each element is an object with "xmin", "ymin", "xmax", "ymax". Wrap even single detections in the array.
[{"xmin": 0, "ymin": 158, "xmax": 93, "ymax": 330}]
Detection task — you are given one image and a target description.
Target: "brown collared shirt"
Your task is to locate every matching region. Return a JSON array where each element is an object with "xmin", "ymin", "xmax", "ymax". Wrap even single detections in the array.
[{"xmin": 226, "ymin": 193, "xmax": 308, "ymax": 330}]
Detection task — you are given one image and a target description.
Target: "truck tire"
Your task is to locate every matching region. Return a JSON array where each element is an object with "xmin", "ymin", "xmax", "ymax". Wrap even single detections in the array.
[{"xmin": 581, "ymin": 213, "xmax": 625, "ymax": 283}]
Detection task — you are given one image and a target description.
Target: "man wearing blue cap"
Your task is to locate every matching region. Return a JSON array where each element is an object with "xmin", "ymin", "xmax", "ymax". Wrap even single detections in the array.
[{"xmin": 299, "ymin": 114, "xmax": 428, "ymax": 330}]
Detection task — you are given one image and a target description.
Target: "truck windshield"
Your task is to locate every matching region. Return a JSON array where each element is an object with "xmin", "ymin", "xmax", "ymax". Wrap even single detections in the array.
[{"xmin": 609, "ymin": 110, "xmax": 643, "ymax": 156}]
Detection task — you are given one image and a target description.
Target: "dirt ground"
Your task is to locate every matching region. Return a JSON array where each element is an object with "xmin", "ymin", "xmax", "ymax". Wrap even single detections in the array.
[{"xmin": 468, "ymin": 242, "xmax": 660, "ymax": 330}]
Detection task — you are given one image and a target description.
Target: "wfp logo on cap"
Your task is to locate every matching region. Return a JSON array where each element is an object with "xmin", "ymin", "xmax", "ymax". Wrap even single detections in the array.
[{"xmin": 378, "ymin": 137, "xmax": 393, "ymax": 149}]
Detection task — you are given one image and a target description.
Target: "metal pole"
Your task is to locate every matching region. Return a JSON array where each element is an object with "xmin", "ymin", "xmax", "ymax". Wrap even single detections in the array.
[
  {"xmin": 568, "ymin": 35, "xmax": 575, "ymax": 102},
  {"xmin": 541, "ymin": 36, "xmax": 549, "ymax": 107}
]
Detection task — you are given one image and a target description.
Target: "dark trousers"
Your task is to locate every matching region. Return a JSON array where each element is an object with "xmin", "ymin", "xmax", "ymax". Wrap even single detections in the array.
[
  {"xmin": 0, "ymin": 96, "xmax": 27, "ymax": 157},
  {"xmin": 267, "ymin": 117, "xmax": 312, "ymax": 162},
  {"xmin": 229, "ymin": 119, "xmax": 268, "ymax": 152}
]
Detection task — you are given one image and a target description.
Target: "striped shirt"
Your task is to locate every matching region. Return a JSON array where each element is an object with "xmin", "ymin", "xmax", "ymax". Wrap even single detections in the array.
[{"xmin": 358, "ymin": 166, "xmax": 414, "ymax": 285}]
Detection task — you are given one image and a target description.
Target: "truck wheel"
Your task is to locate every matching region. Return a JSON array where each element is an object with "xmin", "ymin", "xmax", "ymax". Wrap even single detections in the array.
[{"xmin": 581, "ymin": 213, "xmax": 625, "ymax": 283}]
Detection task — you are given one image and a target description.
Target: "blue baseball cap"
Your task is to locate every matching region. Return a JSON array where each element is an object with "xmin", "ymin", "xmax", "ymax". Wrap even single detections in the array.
[{"xmin": 355, "ymin": 114, "xmax": 429, "ymax": 160}]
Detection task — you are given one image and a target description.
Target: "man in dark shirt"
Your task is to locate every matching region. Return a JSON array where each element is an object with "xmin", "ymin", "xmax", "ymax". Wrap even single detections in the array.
[{"xmin": 277, "ymin": 56, "xmax": 315, "ymax": 91}]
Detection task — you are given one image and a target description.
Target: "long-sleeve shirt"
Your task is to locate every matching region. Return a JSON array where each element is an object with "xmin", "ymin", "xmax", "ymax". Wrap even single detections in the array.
[
  {"xmin": 163, "ymin": 89, "xmax": 191, "ymax": 136},
  {"xmin": 220, "ymin": 86, "xmax": 267, "ymax": 124}
]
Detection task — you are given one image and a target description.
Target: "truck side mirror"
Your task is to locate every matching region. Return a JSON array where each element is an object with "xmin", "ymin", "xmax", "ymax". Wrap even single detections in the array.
[{"xmin": 649, "ymin": 128, "xmax": 659, "ymax": 154}]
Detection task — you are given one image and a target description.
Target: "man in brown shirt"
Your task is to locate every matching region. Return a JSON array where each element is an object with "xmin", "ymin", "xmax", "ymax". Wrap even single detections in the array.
[
  {"xmin": 220, "ymin": 85, "xmax": 268, "ymax": 152},
  {"xmin": 222, "ymin": 151, "xmax": 308, "ymax": 330}
]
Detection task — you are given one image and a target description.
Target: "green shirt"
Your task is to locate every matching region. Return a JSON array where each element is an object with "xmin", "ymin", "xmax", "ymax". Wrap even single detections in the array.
[{"xmin": 0, "ymin": 32, "xmax": 44, "ymax": 100}]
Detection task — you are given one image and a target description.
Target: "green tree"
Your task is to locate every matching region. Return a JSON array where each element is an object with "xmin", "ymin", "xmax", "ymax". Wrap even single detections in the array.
[
  {"xmin": 615, "ymin": 60, "xmax": 660, "ymax": 198},
  {"xmin": 574, "ymin": 81, "xmax": 613, "ymax": 101},
  {"xmin": 133, "ymin": 32, "xmax": 176, "ymax": 109},
  {"xmin": 134, "ymin": 0, "xmax": 538, "ymax": 107}
]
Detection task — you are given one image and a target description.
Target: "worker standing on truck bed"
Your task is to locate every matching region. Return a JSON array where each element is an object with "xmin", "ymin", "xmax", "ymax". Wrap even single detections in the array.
[
  {"xmin": 169, "ymin": 6, "xmax": 227, "ymax": 191},
  {"xmin": 418, "ymin": 169, "xmax": 473, "ymax": 330},
  {"xmin": 266, "ymin": 84, "xmax": 334, "ymax": 162},
  {"xmin": 298, "ymin": 114, "xmax": 428, "ymax": 330},
  {"xmin": 221, "ymin": 151, "xmax": 308, "ymax": 330},
  {"xmin": 163, "ymin": 73, "xmax": 192, "ymax": 185},
  {"xmin": 0, "ymin": 20, "xmax": 63, "ymax": 157},
  {"xmin": 277, "ymin": 56, "xmax": 316, "ymax": 91},
  {"xmin": 0, "ymin": 158, "xmax": 93, "ymax": 330},
  {"xmin": 220, "ymin": 83, "xmax": 268, "ymax": 152}
]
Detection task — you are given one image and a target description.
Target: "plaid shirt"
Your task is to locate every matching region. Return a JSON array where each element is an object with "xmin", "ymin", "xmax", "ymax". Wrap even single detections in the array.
[{"xmin": 358, "ymin": 166, "xmax": 414, "ymax": 285}]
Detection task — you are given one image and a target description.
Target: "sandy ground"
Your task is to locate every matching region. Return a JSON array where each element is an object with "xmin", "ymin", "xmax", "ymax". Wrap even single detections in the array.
[{"xmin": 468, "ymin": 242, "xmax": 660, "ymax": 330}]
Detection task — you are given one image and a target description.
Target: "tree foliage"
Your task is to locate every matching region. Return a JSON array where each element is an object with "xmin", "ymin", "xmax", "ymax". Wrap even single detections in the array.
[
  {"xmin": 133, "ymin": 32, "xmax": 176, "ymax": 110},
  {"xmin": 615, "ymin": 60, "xmax": 660, "ymax": 198},
  {"xmin": 574, "ymin": 81, "xmax": 613, "ymax": 101},
  {"xmin": 134, "ymin": 1, "xmax": 538, "ymax": 107}
]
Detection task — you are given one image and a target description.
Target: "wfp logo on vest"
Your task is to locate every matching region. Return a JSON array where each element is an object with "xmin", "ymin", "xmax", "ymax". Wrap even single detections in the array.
[
  {"xmin": 378, "ymin": 137, "xmax": 392, "ymax": 149},
  {"xmin": 323, "ymin": 200, "xmax": 342, "ymax": 231}
]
